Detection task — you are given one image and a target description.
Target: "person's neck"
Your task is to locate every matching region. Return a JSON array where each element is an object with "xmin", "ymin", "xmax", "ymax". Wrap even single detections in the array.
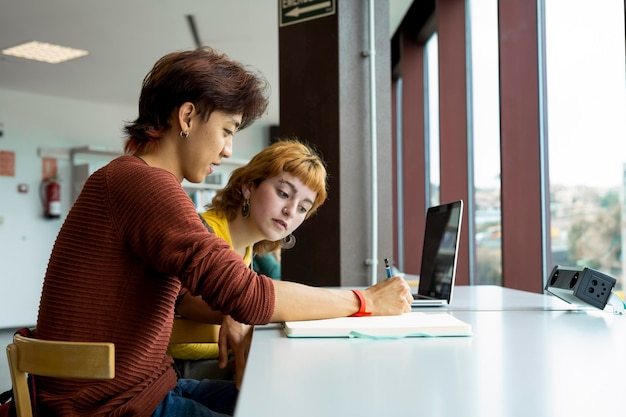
[
  {"xmin": 135, "ymin": 133, "xmax": 182, "ymax": 181},
  {"xmin": 228, "ymin": 214, "xmax": 261, "ymax": 258}
]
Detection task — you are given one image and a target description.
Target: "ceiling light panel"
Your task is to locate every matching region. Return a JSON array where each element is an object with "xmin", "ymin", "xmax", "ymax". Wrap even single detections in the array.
[{"xmin": 2, "ymin": 41, "xmax": 88, "ymax": 64}]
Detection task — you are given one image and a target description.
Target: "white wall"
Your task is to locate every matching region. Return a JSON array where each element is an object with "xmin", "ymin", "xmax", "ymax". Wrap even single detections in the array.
[
  {"xmin": 0, "ymin": 88, "xmax": 271, "ymax": 328},
  {"xmin": 0, "ymin": 89, "xmax": 132, "ymax": 327}
]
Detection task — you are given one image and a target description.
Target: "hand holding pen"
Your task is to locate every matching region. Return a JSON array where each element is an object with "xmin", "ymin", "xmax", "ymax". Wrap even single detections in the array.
[
  {"xmin": 365, "ymin": 259, "xmax": 413, "ymax": 313},
  {"xmin": 384, "ymin": 258, "xmax": 392, "ymax": 279}
]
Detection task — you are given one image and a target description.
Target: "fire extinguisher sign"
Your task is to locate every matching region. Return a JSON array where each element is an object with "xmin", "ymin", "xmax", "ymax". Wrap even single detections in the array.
[{"xmin": 42, "ymin": 157, "xmax": 57, "ymax": 180}]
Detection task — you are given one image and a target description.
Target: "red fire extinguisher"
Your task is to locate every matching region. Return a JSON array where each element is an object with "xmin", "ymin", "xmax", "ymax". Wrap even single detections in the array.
[{"xmin": 41, "ymin": 177, "xmax": 61, "ymax": 219}]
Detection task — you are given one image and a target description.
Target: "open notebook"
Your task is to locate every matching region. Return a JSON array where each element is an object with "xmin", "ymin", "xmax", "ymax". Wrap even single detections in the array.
[{"xmin": 282, "ymin": 312, "xmax": 471, "ymax": 339}]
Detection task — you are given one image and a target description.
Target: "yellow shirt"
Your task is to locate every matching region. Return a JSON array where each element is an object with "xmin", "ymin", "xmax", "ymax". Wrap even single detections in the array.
[
  {"xmin": 167, "ymin": 209, "xmax": 252, "ymax": 360},
  {"xmin": 201, "ymin": 210, "xmax": 253, "ymax": 267}
]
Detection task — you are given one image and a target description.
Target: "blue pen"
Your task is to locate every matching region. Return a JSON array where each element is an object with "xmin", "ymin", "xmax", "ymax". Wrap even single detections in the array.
[{"xmin": 384, "ymin": 258, "xmax": 392, "ymax": 278}]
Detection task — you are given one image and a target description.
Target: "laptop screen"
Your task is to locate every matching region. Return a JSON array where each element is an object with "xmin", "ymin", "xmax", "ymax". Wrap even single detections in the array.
[{"xmin": 418, "ymin": 200, "xmax": 463, "ymax": 302}]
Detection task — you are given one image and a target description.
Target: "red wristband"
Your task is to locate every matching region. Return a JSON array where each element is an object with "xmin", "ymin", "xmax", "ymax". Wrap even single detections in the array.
[{"xmin": 349, "ymin": 289, "xmax": 372, "ymax": 317}]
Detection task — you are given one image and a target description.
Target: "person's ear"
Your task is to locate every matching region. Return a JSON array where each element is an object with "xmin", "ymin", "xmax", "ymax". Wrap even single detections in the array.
[
  {"xmin": 241, "ymin": 182, "xmax": 254, "ymax": 200},
  {"xmin": 177, "ymin": 102, "xmax": 195, "ymax": 132}
]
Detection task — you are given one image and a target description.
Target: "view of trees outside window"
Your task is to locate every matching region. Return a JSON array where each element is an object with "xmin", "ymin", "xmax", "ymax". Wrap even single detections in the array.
[{"xmin": 545, "ymin": 0, "xmax": 626, "ymax": 293}]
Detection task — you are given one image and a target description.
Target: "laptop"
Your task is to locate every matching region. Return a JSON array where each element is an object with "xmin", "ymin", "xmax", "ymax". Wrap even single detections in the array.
[{"xmin": 411, "ymin": 200, "xmax": 463, "ymax": 307}]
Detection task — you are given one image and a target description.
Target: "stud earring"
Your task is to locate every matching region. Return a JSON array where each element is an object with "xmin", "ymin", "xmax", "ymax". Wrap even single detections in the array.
[
  {"xmin": 179, "ymin": 130, "xmax": 189, "ymax": 139},
  {"xmin": 242, "ymin": 199, "xmax": 251, "ymax": 218},
  {"xmin": 281, "ymin": 234, "xmax": 296, "ymax": 250}
]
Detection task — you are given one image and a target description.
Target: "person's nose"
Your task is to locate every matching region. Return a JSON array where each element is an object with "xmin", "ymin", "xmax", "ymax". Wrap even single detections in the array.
[
  {"xmin": 282, "ymin": 203, "xmax": 295, "ymax": 218},
  {"xmin": 222, "ymin": 137, "xmax": 233, "ymax": 158}
]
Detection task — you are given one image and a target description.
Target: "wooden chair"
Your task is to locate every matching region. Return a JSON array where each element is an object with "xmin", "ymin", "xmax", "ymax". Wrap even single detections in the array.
[
  {"xmin": 5, "ymin": 330, "xmax": 115, "ymax": 417},
  {"xmin": 169, "ymin": 318, "xmax": 235, "ymax": 381},
  {"xmin": 169, "ymin": 317, "xmax": 220, "ymax": 344}
]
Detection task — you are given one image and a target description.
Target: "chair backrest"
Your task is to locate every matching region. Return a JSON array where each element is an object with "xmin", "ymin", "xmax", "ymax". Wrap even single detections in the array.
[
  {"xmin": 6, "ymin": 330, "xmax": 115, "ymax": 417},
  {"xmin": 169, "ymin": 318, "xmax": 220, "ymax": 344}
]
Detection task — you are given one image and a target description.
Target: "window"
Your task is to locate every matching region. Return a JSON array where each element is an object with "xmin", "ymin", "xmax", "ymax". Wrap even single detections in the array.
[
  {"xmin": 425, "ymin": 33, "xmax": 440, "ymax": 208},
  {"xmin": 545, "ymin": 0, "xmax": 626, "ymax": 293},
  {"xmin": 469, "ymin": 0, "xmax": 502, "ymax": 285}
]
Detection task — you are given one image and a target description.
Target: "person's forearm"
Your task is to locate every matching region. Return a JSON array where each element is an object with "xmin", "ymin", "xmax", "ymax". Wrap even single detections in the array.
[
  {"xmin": 270, "ymin": 280, "xmax": 359, "ymax": 322},
  {"xmin": 270, "ymin": 276, "xmax": 412, "ymax": 322}
]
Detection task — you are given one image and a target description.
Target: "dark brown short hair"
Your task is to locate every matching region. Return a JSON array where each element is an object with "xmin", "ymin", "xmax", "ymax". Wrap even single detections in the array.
[{"xmin": 124, "ymin": 46, "xmax": 270, "ymax": 154}]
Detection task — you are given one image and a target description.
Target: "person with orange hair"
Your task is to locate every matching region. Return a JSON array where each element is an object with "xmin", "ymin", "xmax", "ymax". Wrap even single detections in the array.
[{"xmin": 170, "ymin": 138, "xmax": 329, "ymax": 377}]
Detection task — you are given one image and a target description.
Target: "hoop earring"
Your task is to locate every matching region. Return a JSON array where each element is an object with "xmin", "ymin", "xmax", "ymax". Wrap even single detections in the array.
[
  {"xmin": 281, "ymin": 234, "xmax": 296, "ymax": 250},
  {"xmin": 242, "ymin": 199, "xmax": 250, "ymax": 218},
  {"xmin": 179, "ymin": 130, "xmax": 189, "ymax": 139}
]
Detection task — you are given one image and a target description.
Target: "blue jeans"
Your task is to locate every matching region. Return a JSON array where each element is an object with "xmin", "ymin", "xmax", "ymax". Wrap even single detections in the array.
[{"xmin": 151, "ymin": 378, "xmax": 238, "ymax": 417}]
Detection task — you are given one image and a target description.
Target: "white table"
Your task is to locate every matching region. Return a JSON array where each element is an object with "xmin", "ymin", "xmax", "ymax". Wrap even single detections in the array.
[
  {"xmin": 437, "ymin": 284, "xmax": 593, "ymax": 311},
  {"xmin": 235, "ymin": 286, "xmax": 626, "ymax": 417}
]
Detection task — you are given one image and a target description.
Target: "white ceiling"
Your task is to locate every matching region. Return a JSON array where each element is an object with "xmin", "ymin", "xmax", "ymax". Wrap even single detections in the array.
[
  {"xmin": 0, "ymin": 0, "xmax": 284, "ymax": 108},
  {"xmin": 0, "ymin": 0, "xmax": 412, "ymax": 108}
]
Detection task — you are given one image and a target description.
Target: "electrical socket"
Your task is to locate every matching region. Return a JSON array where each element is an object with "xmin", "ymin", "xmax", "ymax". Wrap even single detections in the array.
[
  {"xmin": 545, "ymin": 265, "xmax": 616, "ymax": 310},
  {"xmin": 576, "ymin": 270, "xmax": 615, "ymax": 309}
]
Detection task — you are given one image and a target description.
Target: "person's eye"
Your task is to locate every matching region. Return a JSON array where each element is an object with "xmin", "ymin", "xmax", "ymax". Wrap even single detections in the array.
[
  {"xmin": 277, "ymin": 189, "xmax": 289, "ymax": 199},
  {"xmin": 298, "ymin": 205, "xmax": 310, "ymax": 214},
  {"xmin": 224, "ymin": 129, "xmax": 234, "ymax": 137}
]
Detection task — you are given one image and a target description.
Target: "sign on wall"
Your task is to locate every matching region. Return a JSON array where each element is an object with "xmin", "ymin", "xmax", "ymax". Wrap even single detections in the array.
[
  {"xmin": 41, "ymin": 157, "xmax": 58, "ymax": 180},
  {"xmin": 279, "ymin": 0, "xmax": 335, "ymax": 27},
  {"xmin": 0, "ymin": 150, "xmax": 15, "ymax": 176}
]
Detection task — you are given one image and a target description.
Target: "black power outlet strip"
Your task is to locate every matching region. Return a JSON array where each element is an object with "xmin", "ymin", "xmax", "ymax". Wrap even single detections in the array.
[{"xmin": 545, "ymin": 265, "xmax": 616, "ymax": 310}]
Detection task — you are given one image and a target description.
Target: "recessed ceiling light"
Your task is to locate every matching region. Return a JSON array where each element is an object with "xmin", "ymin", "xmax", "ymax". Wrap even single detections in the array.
[{"xmin": 2, "ymin": 41, "xmax": 88, "ymax": 64}]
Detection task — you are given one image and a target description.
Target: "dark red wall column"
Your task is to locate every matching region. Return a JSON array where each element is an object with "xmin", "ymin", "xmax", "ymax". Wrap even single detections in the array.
[
  {"xmin": 396, "ymin": 31, "xmax": 427, "ymax": 275},
  {"xmin": 436, "ymin": 0, "xmax": 470, "ymax": 285},
  {"xmin": 279, "ymin": 0, "xmax": 393, "ymax": 286},
  {"xmin": 498, "ymin": 0, "xmax": 545, "ymax": 293}
]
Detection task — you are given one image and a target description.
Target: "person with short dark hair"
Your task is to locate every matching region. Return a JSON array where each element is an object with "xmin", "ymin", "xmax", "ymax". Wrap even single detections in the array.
[{"xmin": 35, "ymin": 46, "xmax": 412, "ymax": 417}]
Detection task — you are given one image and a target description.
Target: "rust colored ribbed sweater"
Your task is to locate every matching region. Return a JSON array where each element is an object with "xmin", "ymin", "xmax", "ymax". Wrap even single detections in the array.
[{"xmin": 36, "ymin": 156, "xmax": 275, "ymax": 416}]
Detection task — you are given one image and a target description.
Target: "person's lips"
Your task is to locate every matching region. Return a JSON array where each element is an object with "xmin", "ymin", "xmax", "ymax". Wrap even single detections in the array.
[
  {"xmin": 207, "ymin": 162, "xmax": 220, "ymax": 175},
  {"xmin": 274, "ymin": 219, "xmax": 287, "ymax": 230}
]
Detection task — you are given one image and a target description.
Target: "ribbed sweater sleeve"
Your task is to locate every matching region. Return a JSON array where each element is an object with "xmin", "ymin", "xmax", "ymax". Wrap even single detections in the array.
[
  {"xmin": 35, "ymin": 156, "xmax": 275, "ymax": 417},
  {"xmin": 105, "ymin": 157, "xmax": 275, "ymax": 324}
]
